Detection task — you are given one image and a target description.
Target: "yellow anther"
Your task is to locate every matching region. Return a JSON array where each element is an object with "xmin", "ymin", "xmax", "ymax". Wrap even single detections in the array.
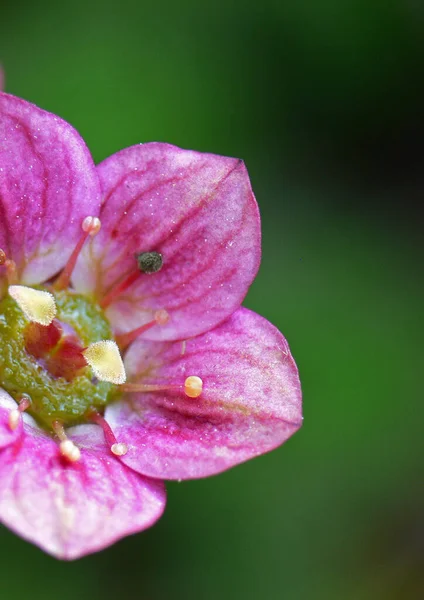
[
  {"xmin": 8, "ymin": 285, "xmax": 56, "ymax": 325},
  {"xmin": 82, "ymin": 216, "xmax": 101, "ymax": 236},
  {"xmin": 8, "ymin": 395, "xmax": 31, "ymax": 431},
  {"xmin": 8, "ymin": 409, "xmax": 20, "ymax": 431},
  {"xmin": 111, "ymin": 442, "xmax": 128, "ymax": 456},
  {"xmin": 83, "ymin": 340, "xmax": 126, "ymax": 385},
  {"xmin": 59, "ymin": 440, "xmax": 81, "ymax": 462},
  {"xmin": 184, "ymin": 375, "xmax": 203, "ymax": 398}
]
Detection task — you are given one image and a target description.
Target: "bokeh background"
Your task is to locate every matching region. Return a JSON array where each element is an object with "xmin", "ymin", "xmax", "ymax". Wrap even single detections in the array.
[{"xmin": 1, "ymin": 0, "xmax": 424, "ymax": 598}]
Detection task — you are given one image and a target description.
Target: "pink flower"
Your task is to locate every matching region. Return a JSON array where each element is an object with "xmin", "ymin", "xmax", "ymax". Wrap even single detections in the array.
[{"xmin": 0, "ymin": 92, "xmax": 302, "ymax": 559}]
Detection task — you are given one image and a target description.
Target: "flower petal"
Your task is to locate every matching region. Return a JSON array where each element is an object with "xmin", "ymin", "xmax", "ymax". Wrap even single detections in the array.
[
  {"xmin": 0, "ymin": 417, "xmax": 166, "ymax": 559},
  {"xmin": 107, "ymin": 308, "xmax": 302, "ymax": 479},
  {"xmin": 0, "ymin": 388, "xmax": 22, "ymax": 449},
  {"xmin": 0, "ymin": 93, "xmax": 101, "ymax": 285},
  {"xmin": 72, "ymin": 143, "xmax": 261, "ymax": 341}
]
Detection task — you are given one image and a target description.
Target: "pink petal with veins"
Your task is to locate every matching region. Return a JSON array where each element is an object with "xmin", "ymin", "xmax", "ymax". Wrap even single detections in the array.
[
  {"xmin": 0, "ymin": 93, "xmax": 101, "ymax": 285},
  {"xmin": 72, "ymin": 143, "xmax": 261, "ymax": 341},
  {"xmin": 0, "ymin": 417, "xmax": 166, "ymax": 559},
  {"xmin": 107, "ymin": 308, "xmax": 302, "ymax": 480}
]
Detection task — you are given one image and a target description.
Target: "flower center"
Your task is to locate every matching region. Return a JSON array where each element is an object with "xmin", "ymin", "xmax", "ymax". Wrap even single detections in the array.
[
  {"xmin": 0, "ymin": 288, "xmax": 119, "ymax": 429},
  {"xmin": 0, "ymin": 217, "xmax": 202, "ymax": 462}
]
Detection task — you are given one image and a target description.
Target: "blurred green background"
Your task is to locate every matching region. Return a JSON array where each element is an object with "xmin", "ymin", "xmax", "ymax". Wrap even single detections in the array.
[{"xmin": 1, "ymin": 0, "xmax": 424, "ymax": 598}]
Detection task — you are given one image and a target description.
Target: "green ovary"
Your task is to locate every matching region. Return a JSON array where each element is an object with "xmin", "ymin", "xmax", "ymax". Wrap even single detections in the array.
[{"xmin": 0, "ymin": 289, "xmax": 119, "ymax": 430}]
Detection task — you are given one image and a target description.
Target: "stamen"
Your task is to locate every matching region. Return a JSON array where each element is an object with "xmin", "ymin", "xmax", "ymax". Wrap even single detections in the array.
[
  {"xmin": 82, "ymin": 340, "xmax": 126, "ymax": 384},
  {"xmin": 184, "ymin": 375, "xmax": 203, "ymax": 398},
  {"xmin": 0, "ymin": 249, "xmax": 18, "ymax": 284},
  {"xmin": 115, "ymin": 309, "xmax": 169, "ymax": 350},
  {"xmin": 88, "ymin": 410, "xmax": 128, "ymax": 456},
  {"xmin": 100, "ymin": 250, "xmax": 163, "ymax": 309},
  {"xmin": 121, "ymin": 375, "xmax": 203, "ymax": 399},
  {"xmin": 8, "ymin": 394, "xmax": 31, "ymax": 431},
  {"xmin": 5, "ymin": 260, "xmax": 17, "ymax": 284},
  {"xmin": 59, "ymin": 440, "xmax": 81, "ymax": 462},
  {"xmin": 52, "ymin": 421, "xmax": 81, "ymax": 462},
  {"xmin": 99, "ymin": 269, "xmax": 140, "ymax": 309},
  {"xmin": 9, "ymin": 285, "xmax": 56, "ymax": 325},
  {"xmin": 54, "ymin": 216, "xmax": 101, "ymax": 290}
]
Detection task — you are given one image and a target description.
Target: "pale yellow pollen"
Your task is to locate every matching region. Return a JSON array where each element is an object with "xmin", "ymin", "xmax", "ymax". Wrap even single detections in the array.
[
  {"xmin": 59, "ymin": 440, "xmax": 81, "ymax": 462},
  {"xmin": 111, "ymin": 442, "xmax": 128, "ymax": 456},
  {"xmin": 8, "ymin": 409, "xmax": 20, "ymax": 431},
  {"xmin": 8, "ymin": 285, "xmax": 56, "ymax": 325},
  {"xmin": 83, "ymin": 340, "xmax": 126, "ymax": 384},
  {"xmin": 184, "ymin": 375, "xmax": 203, "ymax": 398},
  {"xmin": 82, "ymin": 216, "xmax": 101, "ymax": 236}
]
